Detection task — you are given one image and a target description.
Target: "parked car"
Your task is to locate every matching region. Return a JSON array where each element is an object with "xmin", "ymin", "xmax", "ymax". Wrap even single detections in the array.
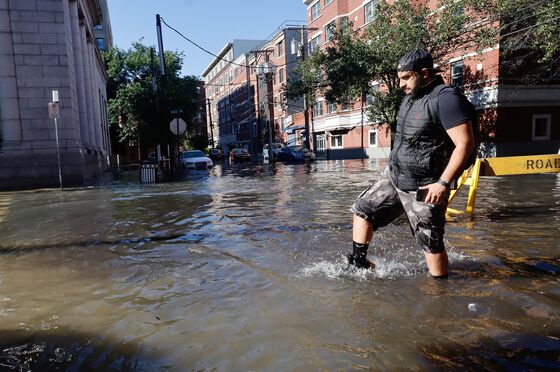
[
  {"xmin": 208, "ymin": 148, "xmax": 225, "ymax": 160},
  {"xmin": 277, "ymin": 145, "xmax": 316, "ymax": 163},
  {"xmin": 263, "ymin": 143, "xmax": 286, "ymax": 161},
  {"xmin": 229, "ymin": 148, "xmax": 251, "ymax": 162},
  {"xmin": 181, "ymin": 150, "xmax": 213, "ymax": 170}
]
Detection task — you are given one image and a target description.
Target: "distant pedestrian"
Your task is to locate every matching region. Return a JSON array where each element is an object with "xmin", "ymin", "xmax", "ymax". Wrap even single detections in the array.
[{"xmin": 347, "ymin": 49, "xmax": 475, "ymax": 279}]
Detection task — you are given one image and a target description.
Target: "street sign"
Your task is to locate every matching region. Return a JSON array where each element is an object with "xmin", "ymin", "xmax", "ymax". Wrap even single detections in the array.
[
  {"xmin": 169, "ymin": 118, "xmax": 187, "ymax": 135},
  {"xmin": 48, "ymin": 102, "xmax": 59, "ymax": 118}
]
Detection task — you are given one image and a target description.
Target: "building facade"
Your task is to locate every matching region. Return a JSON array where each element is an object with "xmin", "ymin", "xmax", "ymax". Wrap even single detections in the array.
[
  {"xmin": 202, "ymin": 39, "xmax": 265, "ymax": 155},
  {"xmin": 0, "ymin": 0, "xmax": 112, "ymax": 189},
  {"xmin": 304, "ymin": 0, "xmax": 560, "ymax": 158},
  {"xmin": 304, "ymin": 0, "xmax": 392, "ymax": 160},
  {"xmin": 201, "ymin": 24, "xmax": 309, "ymax": 159}
]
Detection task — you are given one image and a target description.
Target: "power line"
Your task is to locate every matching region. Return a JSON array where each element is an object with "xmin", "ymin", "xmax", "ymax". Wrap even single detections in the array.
[{"xmin": 159, "ymin": 16, "xmax": 301, "ymax": 71}]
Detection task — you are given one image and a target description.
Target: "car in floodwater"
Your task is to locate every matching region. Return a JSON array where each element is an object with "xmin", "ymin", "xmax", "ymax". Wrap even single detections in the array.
[
  {"xmin": 277, "ymin": 145, "xmax": 316, "ymax": 163},
  {"xmin": 181, "ymin": 150, "xmax": 213, "ymax": 170},
  {"xmin": 263, "ymin": 143, "xmax": 286, "ymax": 162},
  {"xmin": 229, "ymin": 148, "xmax": 251, "ymax": 162},
  {"xmin": 208, "ymin": 148, "xmax": 225, "ymax": 160}
]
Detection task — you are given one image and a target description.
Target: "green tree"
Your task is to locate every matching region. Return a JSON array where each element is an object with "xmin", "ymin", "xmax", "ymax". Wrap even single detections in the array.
[
  {"xmin": 104, "ymin": 41, "xmax": 203, "ymax": 160},
  {"xmin": 287, "ymin": 0, "xmax": 559, "ymax": 145}
]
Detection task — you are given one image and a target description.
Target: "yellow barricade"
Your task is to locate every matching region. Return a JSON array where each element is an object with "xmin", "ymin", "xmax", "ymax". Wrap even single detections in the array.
[{"xmin": 447, "ymin": 154, "xmax": 560, "ymax": 215}]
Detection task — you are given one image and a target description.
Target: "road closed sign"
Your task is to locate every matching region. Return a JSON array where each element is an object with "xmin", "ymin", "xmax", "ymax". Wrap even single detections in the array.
[{"xmin": 170, "ymin": 118, "xmax": 186, "ymax": 135}]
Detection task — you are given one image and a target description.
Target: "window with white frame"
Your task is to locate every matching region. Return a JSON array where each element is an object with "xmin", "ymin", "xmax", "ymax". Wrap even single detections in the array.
[
  {"xmin": 316, "ymin": 134, "xmax": 326, "ymax": 151},
  {"xmin": 330, "ymin": 134, "xmax": 343, "ymax": 148},
  {"xmin": 324, "ymin": 0, "xmax": 334, "ymax": 6},
  {"xmin": 325, "ymin": 21, "xmax": 336, "ymax": 41},
  {"xmin": 327, "ymin": 101, "xmax": 337, "ymax": 113},
  {"xmin": 368, "ymin": 129, "xmax": 378, "ymax": 147},
  {"xmin": 311, "ymin": 1, "xmax": 321, "ymax": 21},
  {"xmin": 313, "ymin": 101, "xmax": 324, "ymax": 117},
  {"xmin": 364, "ymin": 1, "xmax": 377, "ymax": 24},
  {"xmin": 532, "ymin": 114, "xmax": 551, "ymax": 140},
  {"xmin": 279, "ymin": 68, "xmax": 284, "ymax": 83},
  {"xmin": 309, "ymin": 35, "xmax": 321, "ymax": 54}
]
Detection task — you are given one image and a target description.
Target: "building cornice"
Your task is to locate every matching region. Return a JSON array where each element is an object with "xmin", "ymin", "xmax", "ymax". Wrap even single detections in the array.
[{"xmin": 202, "ymin": 43, "xmax": 233, "ymax": 77}]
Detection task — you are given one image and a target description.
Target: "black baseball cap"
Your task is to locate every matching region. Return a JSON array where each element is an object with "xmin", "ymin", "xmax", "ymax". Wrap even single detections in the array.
[{"xmin": 397, "ymin": 49, "xmax": 443, "ymax": 73}]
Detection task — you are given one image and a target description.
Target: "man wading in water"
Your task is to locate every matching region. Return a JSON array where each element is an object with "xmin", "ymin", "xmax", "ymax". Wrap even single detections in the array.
[{"xmin": 347, "ymin": 49, "xmax": 475, "ymax": 279}]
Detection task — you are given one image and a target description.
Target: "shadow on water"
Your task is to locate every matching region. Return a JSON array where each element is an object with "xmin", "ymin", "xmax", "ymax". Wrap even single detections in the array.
[
  {"xmin": 420, "ymin": 332, "xmax": 560, "ymax": 370},
  {"xmin": 0, "ymin": 233, "xmax": 189, "ymax": 254},
  {"xmin": 480, "ymin": 204, "xmax": 560, "ymax": 222},
  {"xmin": 0, "ymin": 329, "xmax": 159, "ymax": 371}
]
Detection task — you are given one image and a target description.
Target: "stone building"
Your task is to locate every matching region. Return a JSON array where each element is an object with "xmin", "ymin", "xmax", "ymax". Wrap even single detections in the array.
[{"xmin": 0, "ymin": 0, "xmax": 112, "ymax": 189}]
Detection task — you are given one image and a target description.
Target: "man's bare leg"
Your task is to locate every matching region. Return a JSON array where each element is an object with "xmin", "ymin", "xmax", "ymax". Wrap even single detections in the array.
[
  {"xmin": 424, "ymin": 250, "xmax": 448, "ymax": 278},
  {"xmin": 353, "ymin": 214, "xmax": 373, "ymax": 244},
  {"xmin": 348, "ymin": 214, "xmax": 375, "ymax": 269}
]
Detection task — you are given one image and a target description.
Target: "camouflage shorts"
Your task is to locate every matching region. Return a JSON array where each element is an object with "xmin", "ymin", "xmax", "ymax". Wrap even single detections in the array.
[{"xmin": 350, "ymin": 167, "xmax": 447, "ymax": 254}]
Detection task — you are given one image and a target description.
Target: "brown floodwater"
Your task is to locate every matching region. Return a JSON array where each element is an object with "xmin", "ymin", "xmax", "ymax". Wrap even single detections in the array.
[{"xmin": 1, "ymin": 160, "xmax": 559, "ymax": 370}]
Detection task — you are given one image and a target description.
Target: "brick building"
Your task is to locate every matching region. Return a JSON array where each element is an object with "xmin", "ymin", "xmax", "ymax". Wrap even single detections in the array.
[
  {"xmin": 202, "ymin": 39, "xmax": 264, "ymax": 155},
  {"xmin": 0, "ymin": 0, "xmax": 112, "ymax": 189},
  {"xmin": 304, "ymin": 0, "xmax": 392, "ymax": 160},
  {"xmin": 202, "ymin": 24, "xmax": 307, "ymax": 159},
  {"xmin": 246, "ymin": 22, "xmax": 307, "ymax": 153},
  {"xmin": 303, "ymin": 0, "xmax": 560, "ymax": 158}
]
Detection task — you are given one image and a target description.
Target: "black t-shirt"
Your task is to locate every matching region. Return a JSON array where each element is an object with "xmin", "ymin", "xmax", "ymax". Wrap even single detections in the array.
[{"xmin": 437, "ymin": 88, "xmax": 471, "ymax": 130}]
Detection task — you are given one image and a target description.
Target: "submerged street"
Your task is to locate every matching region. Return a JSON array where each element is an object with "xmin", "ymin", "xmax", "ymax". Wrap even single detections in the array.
[{"xmin": 1, "ymin": 160, "xmax": 559, "ymax": 370}]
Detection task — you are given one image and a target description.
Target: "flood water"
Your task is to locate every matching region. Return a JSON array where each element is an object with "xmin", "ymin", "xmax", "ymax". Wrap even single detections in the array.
[{"xmin": 1, "ymin": 160, "xmax": 559, "ymax": 370}]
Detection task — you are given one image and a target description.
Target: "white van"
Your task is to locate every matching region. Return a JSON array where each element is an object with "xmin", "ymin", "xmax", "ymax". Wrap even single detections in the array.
[{"xmin": 263, "ymin": 143, "xmax": 286, "ymax": 161}]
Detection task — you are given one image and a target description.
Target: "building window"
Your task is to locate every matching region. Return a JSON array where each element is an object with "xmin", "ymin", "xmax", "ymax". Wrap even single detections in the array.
[
  {"xmin": 324, "ymin": 0, "xmax": 334, "ymax": 6},
  {"xmin": 93, "ymin": 24, "xmax": 103, "ymax": 30},
  {"xmin": 277, "ymin": 40, "xmax": 284, "ymax": 56},
  {"xmin": 369, "ymin": 130, "xmax": 378, "ymax": 147},
  {"xmin": 330, "ymin": 134, "xmax": 343, "ymax": 148},
  {"xmin": 341, "ymin": 101, "xmax": 351, "ymax": 111},
  {"xmin": 309, "ymin": 35, "xmax": 321, "ymax": 54},
  {"xmin": 96, "ymin": 38, "xmax": 106, "ymax": 51},
  {"xmin": 451, "ymin": 60, "xmax": 464, "ymax": 90},
  {"xmin": 364, "ymin": 1, "xmax": 377, "ymax": 24},
  {"xmin": 313, "ymin": 101, "xmax": 323, "ymax": 117},
  {"xmin": 532, "ymin": 114, "xmax": 551, "ymax": 140},
  {"xmin": 327, "ymin": 101, "xmax": 336, "ymax": 113},
  {"xmin": 311, "ymin": 1, "xmax": 321, "ymax": 21},
  {"xmin": 325, "ymin": 21, "xmax": 336, "ymax": 41},
  {"xmin": 316, "ymin": 134, "xmax": 326, "ymax": 151},
  {"xmin": 279, "ymin": 68, "xmax": 284, "ymax": 83}
]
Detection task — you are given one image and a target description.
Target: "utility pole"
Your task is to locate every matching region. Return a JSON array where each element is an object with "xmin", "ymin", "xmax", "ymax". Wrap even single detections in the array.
[
  {"xmin": 156, "ymin": 14, "xmax": 166, "ymax": 76},
  {"xmin": 206, "ymin": 98, "xmax": 215, "ymax": 147},
  {"xmin": 251, "ymin": 49, "xmax": 274, "ymax": 162},
  {"xmin": 301, "ymin": 25, "xmax": 311, "ymax": 152}
]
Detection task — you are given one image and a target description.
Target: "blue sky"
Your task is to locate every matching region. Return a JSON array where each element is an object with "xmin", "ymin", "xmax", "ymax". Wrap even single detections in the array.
[{"xmin": 107, "ymin": 1, "xmax": 308, "ymax": 78}]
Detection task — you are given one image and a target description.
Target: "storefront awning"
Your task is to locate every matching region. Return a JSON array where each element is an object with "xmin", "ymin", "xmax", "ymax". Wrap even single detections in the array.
[{"xmin": 283, "ymin": 125, "xmax": 305, "ymax": 133}]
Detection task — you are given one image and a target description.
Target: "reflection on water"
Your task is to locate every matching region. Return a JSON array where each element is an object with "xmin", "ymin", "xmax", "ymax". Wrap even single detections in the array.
[{"xmin": 0, "ymin": 161, "xmax": 559, "ymax": 370}]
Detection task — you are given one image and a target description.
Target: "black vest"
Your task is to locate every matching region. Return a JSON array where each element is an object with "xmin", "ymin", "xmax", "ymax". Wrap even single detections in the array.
[{"xmin": 389, "ymin": 76, "xmax": 453, "ymax": 191}]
